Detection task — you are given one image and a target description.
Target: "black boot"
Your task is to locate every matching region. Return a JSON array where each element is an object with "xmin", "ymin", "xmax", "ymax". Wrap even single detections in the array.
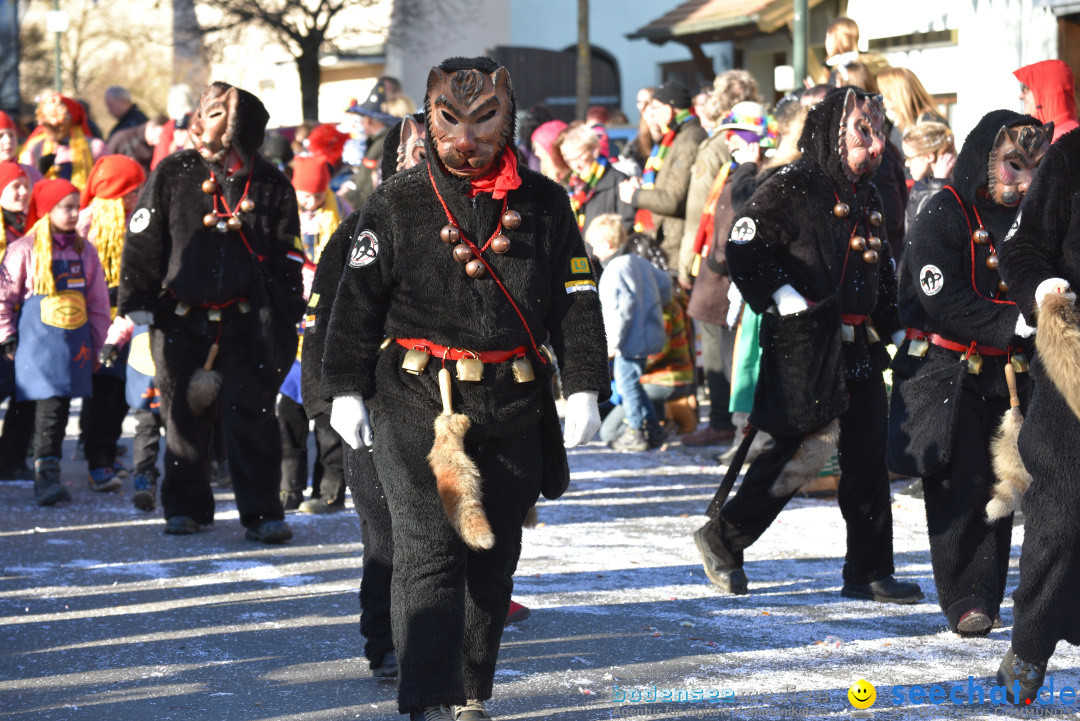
[
  {"xmin": 693, "ymin": 525, "xmax": 748, "ymax": 594},
  {"xmin": 997, "ymin": 646, "xmax": 1046, "ymax": 705},
  {"xmin": 33, "ymin": 457, "xmax": 70, "ymax": 506},
  {"xmin": 841, "ymin": 576, "xmax": 924, "ymax": 604},
  {"xmin": 645, "ymin": 418, "xmax": 669, "ymax": 449}
]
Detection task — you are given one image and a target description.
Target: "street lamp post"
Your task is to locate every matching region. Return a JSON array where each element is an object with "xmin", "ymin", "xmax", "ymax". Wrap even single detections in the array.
[{"xmin": 45, "ymin": 0, "xmax": 68, "ymax": 92}]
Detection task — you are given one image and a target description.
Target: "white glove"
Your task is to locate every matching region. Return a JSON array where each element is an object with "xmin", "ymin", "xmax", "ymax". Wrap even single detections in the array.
[
  {"xmin": 1015, "ymin": 313, "xmax": 1036, "ymax": 338},
  {"xmin": 126, "ymin": 310, "xmax": 155, "ymax": 326},
  {"xmin": 771, "ymin": 284, "xmax": 809, "ymax": 316},
  {"xmin": 330, "ymin": 393, "xmax": 373, "ymax": 450},
  {"xmin": 890, "ymin": 330, "xmax": 907, "ymax": 347},
  {"xmin": 1035, "ymin": 277, "xmax": 1076, "ymax": 307},
  {"xmin": 563, "ymin": 391, "xmax": 600, "ymax": 448}
]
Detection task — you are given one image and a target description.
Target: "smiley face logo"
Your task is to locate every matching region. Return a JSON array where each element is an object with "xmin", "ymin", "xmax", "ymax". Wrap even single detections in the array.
[{"xmin": 848, "ymin": 679, "xmax": 876, "ymax": 709}]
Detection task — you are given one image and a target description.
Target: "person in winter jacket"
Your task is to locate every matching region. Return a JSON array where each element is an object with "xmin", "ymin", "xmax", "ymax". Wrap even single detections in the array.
[
  {"xmin": 586, "ymin": 213, "xmax": 671, "ymax": 451},
  {"xmin": 901, "ymin": 121, "xmax": 956, "ymax": 242},
  {"xmin": 561, "ymin": 125, "xmax": 635, "ymax": 234},
  {"xmin": 1015, "ymin": 59, "xmax": 1078, "ymax": 141}
]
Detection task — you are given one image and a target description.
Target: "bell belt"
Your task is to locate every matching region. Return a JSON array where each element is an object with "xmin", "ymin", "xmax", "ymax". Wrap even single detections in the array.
[
  {"xmin": 395, "ymin": 338, "xmax": 526, "ymax": 363},
  {"xmin": 904, "ymin": 328, "xmax": 1011, "ymax": 356}
]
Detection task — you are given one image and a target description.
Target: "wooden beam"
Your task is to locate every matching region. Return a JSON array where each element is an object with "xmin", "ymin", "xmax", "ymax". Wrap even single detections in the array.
[{"xmin": 685, "ymin": 42, "xmax": 714, "ymax": 79}]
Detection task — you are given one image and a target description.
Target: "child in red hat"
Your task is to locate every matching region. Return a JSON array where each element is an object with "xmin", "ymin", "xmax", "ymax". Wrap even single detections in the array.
[
  {"xmin": 76, "ymin": 155, "xmax": 150, "ymax": 503},
  {"xmin": 278, "ymin": 155, "xmax": 346, "ymax": 513},
  {"xmin": 0, "ymin": 178, "xmax": 111, "ymax": 505},
  {"xmin": 18, "ymin": 93, "xmax": 105, "ymax": 190}
]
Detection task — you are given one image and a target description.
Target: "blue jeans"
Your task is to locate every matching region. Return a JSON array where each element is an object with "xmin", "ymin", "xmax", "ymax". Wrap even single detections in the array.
[{"xmin": 613, "ymin": 356, "xmax": 656, "ymax": 430}]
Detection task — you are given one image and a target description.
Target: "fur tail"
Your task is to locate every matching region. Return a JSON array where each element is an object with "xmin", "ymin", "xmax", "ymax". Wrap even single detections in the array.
[
  {"xmin": 1037, "ymin": 293, "xmax": 1080, "ymax": 422},
  {"xmin": 987, "ymin": 408, "xmax": 1030, "ymax": 521},
  {"xmin": 186, "ymin": 368, "xmax": 222, "ymax": 416},
  {"xmin": 523, "ymin": 506, "xmax": 539, "ymax": 529},
  {"xmin": 428, "ymin": 412, "xmax": 494, "ymax": 551},
  {"xmin": 768, "ymin": 419, "xmax": 840, "ymax": 498}
]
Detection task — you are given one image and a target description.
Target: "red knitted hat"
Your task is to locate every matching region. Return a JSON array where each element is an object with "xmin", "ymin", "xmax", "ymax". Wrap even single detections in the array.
[
  {"xmin": 306, "ymin": 124, "xmax": 348, "ymax": 167},
  {"xmin": 25, "ymin": 178, "xmax": 79, "ymax": 229},
  {"xmin": 80, "ymin": 155, "xmax": 147, "ymax": 208},
  {"xmin": 0, "ymin": 161, "xmax": 27, "ymax": 194},
  {"xmin": 292, "ymin": 155, "xmax": 331, "ymax": 194},
  {"xmin": 0, "ymin": 111, "xmax": 16, "ymax": 133}
]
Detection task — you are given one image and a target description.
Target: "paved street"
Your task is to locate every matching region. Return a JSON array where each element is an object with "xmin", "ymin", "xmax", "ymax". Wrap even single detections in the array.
[{"xmin": 2, "ymin": 408, "xmax": 1079, "ymax": 720}]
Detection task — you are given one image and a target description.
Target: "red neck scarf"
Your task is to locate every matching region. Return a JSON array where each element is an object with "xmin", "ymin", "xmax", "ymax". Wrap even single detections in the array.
[{"xmin": 467, "ymin": 147, "xmax": 522, "ymax": 199}]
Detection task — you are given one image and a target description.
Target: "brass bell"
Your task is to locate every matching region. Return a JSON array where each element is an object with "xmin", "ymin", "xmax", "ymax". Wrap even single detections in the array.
[
  {"xmin": 966, "ymin": 352, "xmax": 984, "ymax": 375},
  {"xmin": 452, "ymin": 244, "xmax": 473, "ymax": 263},
  {"xmin": 850, "ymin": 235, "xmax": 866, "ymax": 251},
  {"xmin": 203, "ymin": 213, "xmax": 218, "ymax": 228},
  {"xmin": 863, "ymin": 249, "xmax": 879, "ymax": 264},
  {"xmin": 973, "ymin": 228, "xmax": 990, "ymax": 244},
  {"xmin": 986, "ymin": 253, "xmax": 999, "ymax": 271},
  {"xmin": 1011, "ymin": 351, "xmax": 1030, "ymax": 373},
  {"xmin": 456, "ymin": 357, "xmax": 484, "ymax": 382},
  {"xmin": 490, "ymin": 235, "xmax": 511, "ymax": 254},
  {"xmin": 201, "ymin": 179, "xmax": 218, "ymax": 194},
  {"xmin": 834, "ymin": 202, "xmax": 850, "ymax": 218},
  {"xmin": 502, "ymin": 210, "xmax": 521, "ymax": 229},
  {"xmin": 512, "ymin": 356, "xmax": 535, "ymax": 383},
  {"xmin": 239, "ymin": 197, "xmax": 255, "ymax": 213},
  {"xmin": 465, "ymin": 258, "xmax": 486, "ymax": 278},
  {"xmin": 867, "ymin": 236, "xmax": 882, "ymax": 251},
  {"xmin": 999, "ymin": 280, "xmax": 1010, "ymax": 292},
  {"xmin": 869, "ymin": 211, "xmax": 882, "ymax": 227},
  {"xmin": 440, "ymin": 225, "xmax": 460, "ymax": 244},
  {"xmin": 907, "ymin": 339, "xmax": 929, "ymax": 358},
  {"xmin": 226, "ymin": 215, "xmax": 242, "ymax": 231}
]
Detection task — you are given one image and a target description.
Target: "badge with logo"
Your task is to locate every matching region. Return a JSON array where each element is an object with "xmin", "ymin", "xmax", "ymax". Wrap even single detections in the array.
[
  {"xmin": 349, "ymin": 230, "xmax": 379, "ymax": 268},
  {"xmin": 919, "ymin": 264, "xmax": 944, "ymax": 296},
  {"xmin": 129, "ymin": 208, "xmax": 150, "ymax": 233},
  {"xmin": 730, "ymin": 217, "xmax": 757, "ymax": 244}
]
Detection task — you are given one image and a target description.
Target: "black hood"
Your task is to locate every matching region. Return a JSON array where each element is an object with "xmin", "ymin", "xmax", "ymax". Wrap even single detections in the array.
[
  {"xmin": 231, "ymin": 86, "xmax": 270, "ymax": 157},
  {"xmin": 422, "ymin": 56, "xmax": 519, "ymax": 197},
  {"xmin": 952, "ymin": 109, "xmax": 1040, "ymax": 209},
  {"xmin": 797, "ymin": 87, "xmax": 878, "ymax": 191},
  {"xmin": 380, "ymin": 111, "xmax": 425, "ymax": 181}
]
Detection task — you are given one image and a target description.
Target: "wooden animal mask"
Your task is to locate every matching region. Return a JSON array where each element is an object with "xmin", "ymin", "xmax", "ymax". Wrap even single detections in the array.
[
  {"xmin": 838, "ymin": 89, "xmax": 886, "ymax": 182},
  {"xmin": 396, "ymin": 115, "xmax": 427, "ymax": 172},
  {"xmin": 426, "ymin": 66, "xmax": 513, "ymax": 178},
  {"xmin": 190, "ymin": 83, "xmax": 240, "ymax": 164},
  {"xmin": 987, "ymin": 122, "xmax": 1052, "ymax": 207}
]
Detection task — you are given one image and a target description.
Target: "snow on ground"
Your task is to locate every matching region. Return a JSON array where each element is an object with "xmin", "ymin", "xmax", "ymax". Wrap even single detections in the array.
[{"xmin": 1, "ymin": 416, "xmax": 1079, "ymax": 720}]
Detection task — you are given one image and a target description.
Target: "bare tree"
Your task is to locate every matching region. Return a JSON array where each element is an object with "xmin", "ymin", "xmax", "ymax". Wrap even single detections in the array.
[
  {"xmin": 199, "ymin": 0, "xmax": 376, "ymax": 122},
  {"xmin": 174, "ymin": 0, "xmax": 208, "ymax": 89}
]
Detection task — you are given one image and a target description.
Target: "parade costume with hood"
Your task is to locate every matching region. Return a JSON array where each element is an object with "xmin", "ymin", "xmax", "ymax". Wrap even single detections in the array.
[
  {"xmin": 118, "ymin": 83, "xmax": 305, "ymax": 538},
  {"xmin": 889, "ymin": 110, "xmax": 1049, "ymax": 635},
  {"xmin": 693, "ymin": 89, "xmax": 922, "ymax": 604},
  {"xmin": 1014, "ymin": 60, "xmax": 1078, "ymax": 142},
  {"xmin": 995, "ymin": 126, "xmax": 1080, "ymax": 702},
  {"xmin": 320, "ymin": 57, "xmax": 608, "ymax": 717}
]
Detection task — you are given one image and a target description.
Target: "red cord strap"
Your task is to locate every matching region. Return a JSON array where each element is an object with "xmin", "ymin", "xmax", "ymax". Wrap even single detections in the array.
[
  {"xmin": 943, "ymin": 185, "xmax": 1014, "ymax": 306},
  {"xmin": 427, "ymin": 163, "xmax": 549, "ymax": 365}
]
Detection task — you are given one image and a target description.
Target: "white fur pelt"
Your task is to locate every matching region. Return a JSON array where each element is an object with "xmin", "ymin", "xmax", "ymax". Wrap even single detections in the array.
[
  {"xmin": 428, "ymin": 412, "xmax": 495, "ymax": 551},
  {"xmin": 987, "ymin": 407, "xmax": 1030, "ymax": 521},
  {"xmin": 1037, "ymin": 293, "xmax": 1080, "ymax": 422},
  {"xmin": 769, "ymin": 419, "xmax": 841, "ymax": 498}
]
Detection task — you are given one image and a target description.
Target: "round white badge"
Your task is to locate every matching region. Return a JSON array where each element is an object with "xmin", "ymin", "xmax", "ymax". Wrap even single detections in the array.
[
  {"xmin": 919, "ymin": 264, "xmax": 944, "ymax": 296},
  {"xmin": 129, "ymin": 208, "xmax": 150, "ymax": 233},
  {"xmin": 349, "ymin": 230, "xmax": 379, "ymax": 268},
  {"xmin": 730, "ymin": 217, "xmax": 757, "ymax": 244},
  {"xmin": 1004, "ymin": 211, "xmax": 1021, "ymax": 242}
]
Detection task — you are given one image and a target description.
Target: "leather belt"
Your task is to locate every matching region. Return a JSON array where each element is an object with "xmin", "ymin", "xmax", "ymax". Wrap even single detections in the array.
[
  {"xmin": 904, "ymin": 329, "xmax": 1008, "ymax": 356},
  {"xmin": 395, "ymin": 338, "xmax": 526, "ymax": 363}
]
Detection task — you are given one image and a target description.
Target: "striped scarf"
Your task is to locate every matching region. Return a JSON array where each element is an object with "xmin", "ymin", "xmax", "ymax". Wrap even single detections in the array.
[
  {"xmin": 30, "ymin": 218, "xmax": 82, "ymax": 297},
  {"xmin": 690, "ymin": 161, "xmax": 735, "ymax": 277},
  {"xmin": 88, "ymin": 197, "xmax": 125, "ymax": 290},
  {"xmin": 569, "ymin": 157, "xmax": 609, "ymax": 230},
  {"xmin": 641, "ymin": 108, "xmax": 693, "ymax": 189}
]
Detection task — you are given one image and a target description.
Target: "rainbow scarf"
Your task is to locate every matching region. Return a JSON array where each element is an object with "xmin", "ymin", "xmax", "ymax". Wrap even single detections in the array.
[
  {"xmin": 569, "ymin": 156, "xmax": 609, "ymax": 230},
  {"xmin": 690, "ymin": 161, "xmax": 735, "ymax": 277},
  {"xmin": 641, "ymin": 108, "xmax": 694, "ymax": 189}
]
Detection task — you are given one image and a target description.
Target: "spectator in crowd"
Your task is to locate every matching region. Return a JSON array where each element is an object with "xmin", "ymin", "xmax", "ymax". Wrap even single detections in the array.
[
  {"xmin": 561, "ymin": 124, "xmax": 635, "ymax": 233},
  {"xmin": 342, "ymin": 82, "xmax": 399, "ymax": 209},
  {"xmin": 822, "ymin": 17, "xmax": 861, "ymax": 78},
  {"xmin": 586, "ymin": 105, "xmax": 611, "ymax": 157},
  {"xmin": 901, "ymin": 121, "xmax": 956, "ymax": 238},
  {"xmin": 0, "ymin": 162, "xmax": 36, "ymax": 481},
  {"xmin": 877, "ymin": 67, "xmax": 948, "ymax": 145},
  {"xmin": 1014, "ymin": 59, "xmax": 1079, "ymax": 142},
  {"xmin": 104, "ymin": 86, "xmax": 148, "ymax": 140},
  {"xmin": 619, "ymin": 80, "xmax": 708, "ymax": 265},
  {"xmin": 0, "ymin": 112, "xmax": 42, "ymax": 185},
  {"xmin": 517, "ymin": 105, "xmax": 554, "ymax": 173},
  {"xmin": 625, "ymin": 87, "xmax": 657, "ymax": 172},
  {"xmin": 19, "ymin": 92, "xmax": 105, "ymax": 190},
  {"xmin": 0, "ymin": 179, "xmax": 111, "ymax": 506},
  {"xmin": 304, "ymin": 124, "xmax": 355, "ymax": 215},
  {"xmin": 151, "ymin": 85, "xmax": 197, "ymax": 170},
  {"xmin": 531, "ymin": 119, "xmax": 569, "ymax": 185},
  {"xmin": 106, "ymin": 115, "xmax": 167, "ymax": 173},
  {"xmin": 587, "ymin": 213, "xmax": 672, "ymax": 451}
]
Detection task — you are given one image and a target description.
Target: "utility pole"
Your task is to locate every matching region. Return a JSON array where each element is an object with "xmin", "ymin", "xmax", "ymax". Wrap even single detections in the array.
[
  {"xmin": 46, "ymin": 0, "xmax": 69, "ymax": 92},
  {"xmin": 792, "ymin": 0, "xmax": 808, "ymax": 89},
  {"xmin": 575, "ymin": 0, "xmax": 589, "ymax": 120}
]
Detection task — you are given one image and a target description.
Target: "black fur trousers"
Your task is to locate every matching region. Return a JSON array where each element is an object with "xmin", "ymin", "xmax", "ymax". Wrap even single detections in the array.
[
  {"xmin": 922, "ymin": 389, "xmax": 1012, "ymax": 631},
  {"xmin": 370, "ymin": 410, "xmax": 541, "ymax": 713},
  {"xmin": 1013, "ymin": 358, "xmax": 1080, "ymax": 665},
  {"xmin": 151, "ymin": 317, "xmax": 284, "ymax": 527},
  {"xmin": 701, "ymin": 377, "xmax": 895, "ymax": 585},
  {"xmin": 342, "ymin": 443, "xmax": 394, "ymax": 667}
]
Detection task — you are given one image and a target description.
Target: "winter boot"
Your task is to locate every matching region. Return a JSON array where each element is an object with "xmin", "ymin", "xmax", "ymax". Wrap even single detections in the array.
[
  {"xmin": 88, "ymin": 466, "xmax": 122, "ymax": 492},
  {"xmin": 645, "ymin": 418, "xmax": 669, "ymax": 449},
  {"xmin": 33, "ymin": 457, "xmax": 70, "ymax": 506},
  {"xmin": 410, "ymin": 706, "xmax": 454, "ymax": 721},
  {"xmin": 610, "ymin": 423, "xmax": 648, "ymax": 452},
  {"xmin": 454, "ymin": 699, "xmax": 491, "ymax": 721},
  {"xmin": 131, "ymin": 473, "xmax": 158, "ymax": 512},
  {"xmin": 997, "ymin": 646, "xmax": 1046, "ymax": 705}
]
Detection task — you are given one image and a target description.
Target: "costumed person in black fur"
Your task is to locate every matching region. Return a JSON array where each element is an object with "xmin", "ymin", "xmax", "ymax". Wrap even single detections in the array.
[
  {"xmin": 889, "ymin": 110, "xmax": 1051, "ymax": 637},
  {"xmin": 995, "ymin": 126, "xmax": 1080, "ymax": 704},
  {"xmin": 118, "ymin": 82, "xmax": 305, "ymax": 542},
  {"xmin": 321, "ymin": 57, "xmax": 609, "ymax": 721},
  {"xmin": 692, "ymin": 88, "xmax": 924, "ymax": 605}
]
